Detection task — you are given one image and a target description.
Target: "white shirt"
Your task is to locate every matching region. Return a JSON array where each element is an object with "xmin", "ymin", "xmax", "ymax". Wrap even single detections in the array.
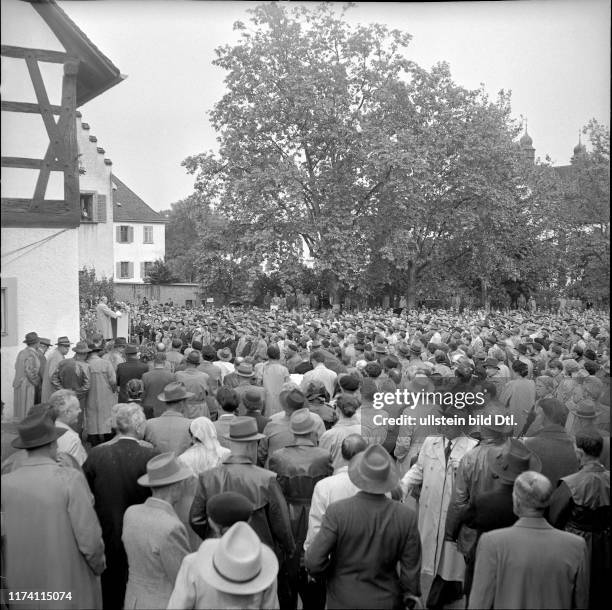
[
  {"xmin": 55, "ymin": 420, "xmax": 88, "ymax": 466},
  {"xmin": 303, "ymin": 466, "xmax": 360, "ymax": 552},
  {"xmin": 300, "ymin": 363, "xmax": 337, "ymax": 398}
]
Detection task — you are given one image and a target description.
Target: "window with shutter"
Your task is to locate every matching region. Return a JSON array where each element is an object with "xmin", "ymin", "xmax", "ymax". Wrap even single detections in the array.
[
  {"xmin": 116, "ymin": 262, "xmax": 121, "ymax": 278},
  {"xmin": 118, "ymin": 226, "xmax": 129, "ymax": 242},
  {"xmin": 128, "ymin": 262, "xmax": 134, "ymax": 279},
  {"xmin": 80, "ymin": 194, "xmax": 94, "ymax": 222},
  {"xmin": 143, "ymin": 226, "xmax": 154, "ymax": 244},
  {"xmin": 96, "ymin": 194, "xmax": 107, "ymax": 223},
  {"xmin": 128, "ymin": 226, "xmax": 134, "ymax": 243}
]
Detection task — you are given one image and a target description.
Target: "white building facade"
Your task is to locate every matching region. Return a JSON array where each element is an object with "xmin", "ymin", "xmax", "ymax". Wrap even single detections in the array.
[
  {"xmin": 1, "ymin": 0, "xmax": 123, "ymax": 416},
  {"xmin": 112, "ymin": 175, "xmax": 166, "ymax": 284}
]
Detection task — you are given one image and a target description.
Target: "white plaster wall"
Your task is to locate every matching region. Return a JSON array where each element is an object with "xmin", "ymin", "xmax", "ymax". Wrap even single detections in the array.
[
  {"xmin": 1, "ymin": 227, "xmax": 80, "ymax": 418},
  {"xmin": 114, "ymin": 222, "xmax": 166, "ymax": 282},
  {"xmin": 1, "ymin": 0, "xmax": 66, "ymax": 51},
  {"xmin": 76, "ymin": 116, "xmax": 115, "ymax": 277}
]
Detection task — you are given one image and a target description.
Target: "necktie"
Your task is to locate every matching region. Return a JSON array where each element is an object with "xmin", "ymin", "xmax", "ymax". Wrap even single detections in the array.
[{"xmin": 444, "ymin": 438, "xmax": 452, "ymax": 464}]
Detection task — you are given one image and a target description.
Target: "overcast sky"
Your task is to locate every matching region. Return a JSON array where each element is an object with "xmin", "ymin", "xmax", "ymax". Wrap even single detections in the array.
[{"xmin": 54, "ymin": 0, "xmax": 610, "ymax": 212}]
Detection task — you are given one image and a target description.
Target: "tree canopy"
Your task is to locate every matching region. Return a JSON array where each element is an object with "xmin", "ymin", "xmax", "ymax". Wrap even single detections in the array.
[{"xmin": 174, "ymin": 2, "xmax": 609, "ymax": 307}]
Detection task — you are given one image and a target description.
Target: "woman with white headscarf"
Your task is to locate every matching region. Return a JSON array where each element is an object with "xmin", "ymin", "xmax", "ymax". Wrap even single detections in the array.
[
  {"xmin": 178, "ymin": 417, "xmax": 230, "ymax": 475},
  {"xmin": 175, "ymin": 417, "xmax": 230, "ymax": 550}
]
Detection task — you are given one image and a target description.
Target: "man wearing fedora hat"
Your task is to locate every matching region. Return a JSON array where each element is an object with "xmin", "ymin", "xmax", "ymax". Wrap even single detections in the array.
[
  {"xmin": 305, "ymin": 444, "xmax": 421, "ymax": 610},
  {"xmin": 242, "ymin": 388, "xmax": 270, "ymax": 433},
  {"xmin": 34, "ymin": 337, "xmax": 51, "ymax": 403},
  {"xmin": 142, "ymin": 353, "xmax": 177, "ymax": 418},
  {"xmin": 259, "ymin": 386, "xmax": 326, "ymax": 468},
  {"xmin": 233, "ymin": 360, "xmax": 266, "ymax": 414},
  {"xmin": 41, "ymin": 336, "xmax": 72, "ymax": 403},
  {"xmin": 213, "ymin": 347, "xmax": 234, "ymax": 381},
  {"xmin": 86, "ymin": 341, "xmax": 118, "ymax": 446},
  {"xmin": 12, "ymin": 331, "xmax": 42, "ymax": 420},
  {"xmin": 469, "ymin": 471, "xmax": 588, "ymax": 610},
  {"xmin": 2, "ymin": 412, "xmax": 106, "ymax": 608},
  {"xmin": 144, "ymin": 382, "xmax": 193, "ymax": 454},
  {"xmin": 189, "ymin": 416, "xmax": 295, "ymax": 577},
  {"xmin": 168, "ymin": 521, "xmax": 280, "ymax": 609},
  {"xmin": 116, "ymin": 345, "xmax": 149, "ymax": 404},
  {"xmin": 51, "ymin": 341, "xmax": 92, "ymax": 437},
  {"xmin": 268, "ymin": 408, "xmax": 332, "ymax": 609},
  {"xmin": 122, "ymin": 453, "xmax": 192, "ymax": 609},
  {"xmin": 175, "ymin": 350, "xmax": 212, "ymax": 419}
]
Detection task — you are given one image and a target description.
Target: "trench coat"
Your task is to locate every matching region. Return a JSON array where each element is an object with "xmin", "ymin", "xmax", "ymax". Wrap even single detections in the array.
[
  {"xmin": 2, "ymin": 456, "xmax": 106, "ymax": 609},
  {"xmin": 12, "ymin": 346, "xmax": 40, "ymax": 420},
  {"xmin": 96, "ymin": 302, "xmax": 120, "ymax": 339},
  {"xmin": 400, "ymin": 435, "xmax": 478, "ymax": 577},
  {"xmin": 41, "ymin": 348, "xmax": 65, "ymax": 403},
  {"xmin": 122, "ymin": 497, "xmax": 191, "ymax": 610},
  {"xmin": 86, "ymin": 353, "xmax": 117, "ymax": 435}
]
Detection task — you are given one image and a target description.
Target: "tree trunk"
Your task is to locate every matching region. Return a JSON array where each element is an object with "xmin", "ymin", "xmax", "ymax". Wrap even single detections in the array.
[
  {"xmin": 406, "ymin": 263, "xmax": 416, "ymax": 309},
  {"xmin": 481, "ymin": 277, "xmax": 490, "ymax": 311}
]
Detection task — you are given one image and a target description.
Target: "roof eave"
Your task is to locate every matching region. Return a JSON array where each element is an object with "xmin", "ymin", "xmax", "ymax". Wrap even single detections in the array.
[{"xmin": 32, "ymin": 0, "xmax": 124, "ymax": 106}]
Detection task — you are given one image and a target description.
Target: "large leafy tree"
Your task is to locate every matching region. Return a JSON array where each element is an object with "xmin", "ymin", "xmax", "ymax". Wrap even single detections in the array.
[{"xmin": 183, "ymin": 2, "xmax": 544, "ymax": 306}]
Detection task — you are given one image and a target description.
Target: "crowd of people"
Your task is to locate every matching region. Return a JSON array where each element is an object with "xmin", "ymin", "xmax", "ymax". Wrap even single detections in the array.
[{"xmin": 2, "ymin": 298, "xmax": 610, "ymax": 609}]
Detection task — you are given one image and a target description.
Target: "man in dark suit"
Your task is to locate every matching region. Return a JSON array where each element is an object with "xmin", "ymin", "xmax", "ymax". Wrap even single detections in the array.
[
  {"xmin": 116, "ymin": 345, "xmax": 149, "ymax": 403},
  {"xmin": 83, "ymin": 403, "xmax": 158, "ymax": 610},
  {"xmin": 268, "ymin": 409, "xmax": 332, "ymax": 609},
  {"xmin": 189, "ymin": 416, "xmax": 295, "ymax": 560},
  {"xmin": 305, "ymin": 444, "xmax": 421, "ymax": 610},
  {"xmin": 141, "ymin": 353, "xmax": 176, "ymax": 418},
  {"xmin": 522, "ymin": 397, "xmax": 579, "ymax": 488}
]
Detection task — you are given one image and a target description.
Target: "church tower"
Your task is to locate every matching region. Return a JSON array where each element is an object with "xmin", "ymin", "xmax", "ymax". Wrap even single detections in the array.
[
  {"xmin": 571, "ymin": 131, "xmax": 587, "ymax": 163},
  {"xmin": 519, "ymin": 120, "xmax": 535, "ymax": 164}
]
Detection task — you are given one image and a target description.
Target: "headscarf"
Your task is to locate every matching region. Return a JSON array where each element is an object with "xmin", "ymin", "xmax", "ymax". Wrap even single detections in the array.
[{"xmin": 178, "ymin": 417, "xmax": 229, "ymax": 475}]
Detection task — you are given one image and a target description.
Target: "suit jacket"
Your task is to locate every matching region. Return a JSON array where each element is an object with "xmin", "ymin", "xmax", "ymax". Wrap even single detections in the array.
[
  {"xmin": 83, "ymin": 437, "xmax": 157, "ymax": 608},
  {"xmin": 123, "ymin": 497, "xmax": 191, "ymax": 610},
  {"xmin": 305, "ymin": 492, "xmax": 421, "ymax": 610},
  {"xmin": 116, "ymin": 360, "xmax": 149, "ymax": 403},
  {"xmin": 144, "ymin": 410, "xmax": 192, "ymax": 454},
  {"xmin": 522, "ymin": 425, "xmax": 579, "ymax": 488},
  {"xmin": 189, "ymin": 454, "xmax": 295, "ymax": 557},
  {"xmin": 469, "ymin": 517, "xmax": 589, "ymax": 609},
  {"xmin": 141, "ymin": 368, "xmax": 177, "ymax": 417}
]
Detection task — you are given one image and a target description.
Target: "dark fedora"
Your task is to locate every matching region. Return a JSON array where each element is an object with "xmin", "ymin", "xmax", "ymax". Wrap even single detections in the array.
[
  {"xmin": 87, "ymin": 342, "xmax": 103, "ymax": 353},
  {"xmin": 290, "ymin": 408, "xmax": 316, "ymax": 435},
  {"xmin": 243, "ymin": 389, "xmax": 263, "ymax": 411},
  {"xmin": 12, "ymin": 411, "xmax": 67, "ymax": 449},
  {"xmin": 224, "ymin": 416, "xmax": 265, "ymax": 442},
  {"xmin": 38, "ymin": 337, "xmax": 51, "ymax": 347},
  {"xmin": 72, "ymin": 341, "xmax": 91, "ymax": 354},
  {"xmin": 489, "ymin": 439, "xmax": 542, "ymax": 484},
  {"xmin": 285, "ymin": 389, "xmax": 306, "ymax": 410},
  {"xmin": 23, "ymin": 332, "xmax": 40, "ymax": 345},
  {"xmin": 409, "ymin": 343, "xmax": 422, "ymax": 355},
  {"xmin": 55, "ymin": 336, "xmax": 72, "ymax": 346},
  {"xmin": 574, "ymin": 402, "xmax": 598, "ymax": 419},
  {"xmin": 348, "ymin": 443, "xmax": 399, "ymax": 494},
  {"xmin": 373, "ymin": 344, "xmax": 388, "ymax": 354},
  {"xmin": 236, "ymin": 362, "xmax": 255, "ymax": 377},
  {"xmin": 114, "ymin": 337, "xmax": 128, "ymax": 347},
  {"xmin": 124, "ymin": 344, "xmax": 139, "ymax": 355},
  {"xmin": 157, "ymin": 381, "xmax": 195, "ymax": 403},
  {"xmin": 397, "ymin": 343, "xmax": 411, "ymax": 356},
  {"xmin": 137, "ymin": 452, "xmax": 193, "ymax": 487}
]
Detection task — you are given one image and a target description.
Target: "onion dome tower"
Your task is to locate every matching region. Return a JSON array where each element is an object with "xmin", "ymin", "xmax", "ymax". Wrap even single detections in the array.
[
  {"xmin": 519, "ymin": 120, "xmax": 535, "ymax": 164},
  {"xmin": 572, "ymin": 131, "xmax": 587, "ymax": 162}
]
